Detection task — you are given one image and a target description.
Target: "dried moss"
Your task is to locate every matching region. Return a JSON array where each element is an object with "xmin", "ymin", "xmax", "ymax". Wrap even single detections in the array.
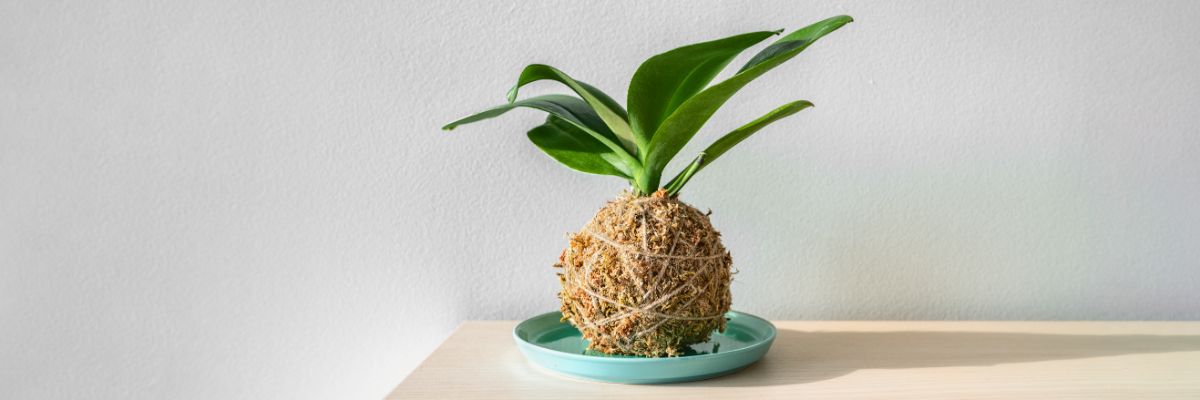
[{"xmin": 554, "ymin": 190, "xmax": 733, "ymax": 357}]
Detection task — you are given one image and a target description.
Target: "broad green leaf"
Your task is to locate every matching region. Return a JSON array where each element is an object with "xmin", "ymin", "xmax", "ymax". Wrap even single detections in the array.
[
  {"xmin": 528, "ymin": 116, "xmax": 634, "ymax": 178},
  {"xmin": 663, "ymin": 100, "xmax": 813, "ymax": 192},
  {"xmin": 508, "ymin": 64, "xmax": 638, "ymax": 154},
  {"xmin": 442, "ymin": 94, "xmax": 639, "ymax": 168},
  {"xmin": 663, "ymin": 153, "xmax": 704, "ymax": 196},
  {"xmin": 627, "ymin": 31, "xmax": 779, "ymax": 153},
  {"xmin": 643, "ymin": 15, "xmax": 852, "ymax": 189}
]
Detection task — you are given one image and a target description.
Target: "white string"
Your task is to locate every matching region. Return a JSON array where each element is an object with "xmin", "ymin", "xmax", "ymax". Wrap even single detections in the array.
[{"xmin": 582, "ymin": 227, "xmax": 727, "ymax": 261}]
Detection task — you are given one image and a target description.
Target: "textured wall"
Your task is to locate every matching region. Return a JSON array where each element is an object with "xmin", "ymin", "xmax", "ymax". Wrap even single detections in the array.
[{"xmin": 3, "ymin": 0, "xmax": 1199, "ymax": 398}]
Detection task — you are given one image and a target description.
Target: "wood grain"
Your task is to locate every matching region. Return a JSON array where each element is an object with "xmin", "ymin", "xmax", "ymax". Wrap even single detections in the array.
[{"xmin": 386, "ymin": 321, "xmax": 1200, "ymax": 399}]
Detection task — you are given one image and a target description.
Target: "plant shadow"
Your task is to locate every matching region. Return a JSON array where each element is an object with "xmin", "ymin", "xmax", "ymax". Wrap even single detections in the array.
[{"xmin": 683, "ymin": 328, "xmax": 1200, "ymax": 387}]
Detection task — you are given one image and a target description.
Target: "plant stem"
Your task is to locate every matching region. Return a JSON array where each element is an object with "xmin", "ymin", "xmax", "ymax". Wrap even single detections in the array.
[{"xmin": 635, "ymin": 170, "xmax": 659, "ymax": 196}]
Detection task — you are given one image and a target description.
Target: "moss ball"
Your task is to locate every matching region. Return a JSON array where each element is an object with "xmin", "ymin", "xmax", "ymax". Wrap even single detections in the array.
[{"xmin": 555, "ymin": 190, "xmax": 733, "ymax": 357}]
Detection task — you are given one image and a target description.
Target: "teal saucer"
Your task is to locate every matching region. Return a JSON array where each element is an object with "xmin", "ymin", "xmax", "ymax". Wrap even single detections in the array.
[{"xmin": 512, "ymin": 311, "xmax": 776, "ymax": 384}]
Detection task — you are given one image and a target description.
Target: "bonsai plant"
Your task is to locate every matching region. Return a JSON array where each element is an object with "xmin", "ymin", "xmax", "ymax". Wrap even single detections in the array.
[{"xmin": 444, "ymin": 15, "xmax": 852, "ymax": 357}]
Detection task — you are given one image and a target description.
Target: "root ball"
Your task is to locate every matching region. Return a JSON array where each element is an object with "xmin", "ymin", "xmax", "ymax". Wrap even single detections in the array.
[{"xmin": 555, "ymin": 190, "xmax": 733, "ymax": 357}]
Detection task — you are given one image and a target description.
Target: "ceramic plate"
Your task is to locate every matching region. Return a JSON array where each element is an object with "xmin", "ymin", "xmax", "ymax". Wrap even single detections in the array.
[{"xmin": 513, "ymin": 311, "xmax": 776, "ymax": 384}]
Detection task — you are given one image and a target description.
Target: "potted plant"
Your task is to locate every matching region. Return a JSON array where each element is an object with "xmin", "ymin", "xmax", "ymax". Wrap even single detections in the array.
[{"xmin": 445, "ymin": 15, "xmax": 852, "ymax": 357}]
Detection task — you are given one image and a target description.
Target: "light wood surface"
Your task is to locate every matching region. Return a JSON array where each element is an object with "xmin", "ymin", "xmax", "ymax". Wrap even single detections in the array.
[{"xmin": 386, "ymin": 321, "xmax": 1200, "ymax": 399}]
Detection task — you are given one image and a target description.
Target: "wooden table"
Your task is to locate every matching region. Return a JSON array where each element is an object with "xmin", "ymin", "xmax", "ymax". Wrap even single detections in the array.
[{"xmin": 387, "ymin": 321, "xmax": 1200, "ymax": 399}]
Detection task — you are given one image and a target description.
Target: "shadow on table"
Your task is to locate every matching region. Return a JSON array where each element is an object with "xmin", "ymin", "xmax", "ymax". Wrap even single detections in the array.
[{"xmin": 686, "ymin": 329, "xmax": 1200, "ymax": 387}]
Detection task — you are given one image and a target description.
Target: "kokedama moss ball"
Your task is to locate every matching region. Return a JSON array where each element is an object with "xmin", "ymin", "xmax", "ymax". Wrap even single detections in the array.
[
  {"xmin": 555, "ymin": 190, "xmax": 733, "ymax": 357},
  {"xmin": 442, "ymin": 12, "xmax": 853, "ymax": 361}
]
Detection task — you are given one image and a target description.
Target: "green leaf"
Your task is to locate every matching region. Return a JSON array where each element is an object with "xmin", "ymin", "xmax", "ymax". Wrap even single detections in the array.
[
  {"xmin": 627, "ymin": 31, "xmax": 779, "ymax": 153},
  {"xmin": 508, "ymin": 64, "xmax": 638, "ymax": 154},
  {"xmin": 643, "ymin": 15, "xmax": 852, "ymax": 189},
  {"xmin": 442, "ymin": 94, "xmax": 639, "ymax": 170},
  {"xmin": 527, "ymin": 116, "xmax": 634, "ymax": 178},
  {"xmin": 663, "ymin": 100, "xmax": 813, "ymax": 192},
  {"xmin": 663, "ymin": 153, "xmax": 704, "ymax": 196},
  {"xmin": 739, "ymin": 16, "xmax": 853, "ymax": 73}
]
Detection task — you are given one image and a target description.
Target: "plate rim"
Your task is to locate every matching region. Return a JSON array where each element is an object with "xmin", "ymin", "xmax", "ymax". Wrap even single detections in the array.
[{"xmin": 512, "ymin": 310, "xmax": 777, "ymax": 363}]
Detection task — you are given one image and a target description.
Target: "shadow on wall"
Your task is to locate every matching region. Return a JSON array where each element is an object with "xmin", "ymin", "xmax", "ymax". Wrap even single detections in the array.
[{"xmin": 687, "ymin": 330, "xmax": 1200, "ymax": 387}]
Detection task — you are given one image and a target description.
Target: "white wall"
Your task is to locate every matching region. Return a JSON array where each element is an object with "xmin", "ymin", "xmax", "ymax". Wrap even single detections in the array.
[{"xmin": 3, "ymin": 0, "xmax": 1199, "ymax": 398}]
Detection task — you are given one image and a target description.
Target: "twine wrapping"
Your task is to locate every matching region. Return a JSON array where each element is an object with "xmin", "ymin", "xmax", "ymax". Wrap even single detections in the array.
[{"xmin": 555, "ymin": 191, "xmax": 734, "ymax": 357}]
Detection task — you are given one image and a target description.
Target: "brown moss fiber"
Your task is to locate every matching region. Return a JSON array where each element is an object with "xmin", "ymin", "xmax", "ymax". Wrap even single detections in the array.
[{"xmin": 555, "ymin": 190, "xmax": 733, "ymax": 357}]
